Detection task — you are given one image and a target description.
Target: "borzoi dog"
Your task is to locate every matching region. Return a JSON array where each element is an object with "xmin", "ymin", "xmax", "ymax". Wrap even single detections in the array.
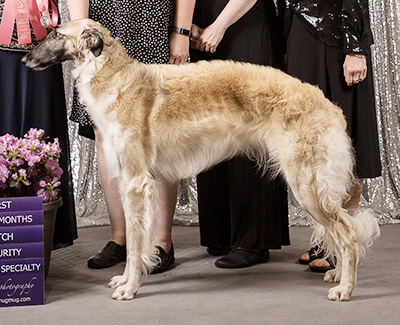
[{"xmin": 22, "ymin": 19, "xmax": 379, "ymax": 302}]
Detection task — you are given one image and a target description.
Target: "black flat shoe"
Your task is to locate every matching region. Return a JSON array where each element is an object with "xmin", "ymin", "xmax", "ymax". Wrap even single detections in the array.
[
  {"xmin": 87, "ymin": 241, "xmax": 126, "ymax": 269},
  {"xmin": 207, "ymin": 246, "xmax": 231, "ymax": 256},
  {"xmin": 215, "ymin": 247, "xmax": 270, "ymax": 269},
  {"xmin": 151, "ymin": 244, "xmax": 175, "ymax": 274}
]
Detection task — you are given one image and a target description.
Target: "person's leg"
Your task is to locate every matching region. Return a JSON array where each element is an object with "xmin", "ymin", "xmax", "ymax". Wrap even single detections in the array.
[
  {"xmin": 197, "ymin": 162, "xmax": 232, "ymax": 254},
  {"xmin": 153, "ymin": 178, "xmax": 178, "ymax": 253},
  {"xmin": 343, "ymin": 179, "xmax": 364, "ymax": 214},
  {"xmin": 95, "ymin": 128, "xmax": 126, "ymax": 245},
  {"xmin": 150, "ymin": 178, "xmax": 178, "ymax": 273},
  {"xmin": 214, "ymin": 157, "xmax": 289, "ymax": 269},
  {"xmin": 228, "ymin": 157, "xmax": 289, "ymax": 250},
  {"xmin": 87, "ymin": 128, "xmax": 126, "ymax": 268},
  {"xmin": 89, "ymin": 128, "xmax": 178, "ymax": 271}
]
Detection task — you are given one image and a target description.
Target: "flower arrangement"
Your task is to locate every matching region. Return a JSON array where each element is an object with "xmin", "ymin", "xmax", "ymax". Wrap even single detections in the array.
[{"xmin": 0, "ymin": 128, "xmax": 63, "ymax": 203}]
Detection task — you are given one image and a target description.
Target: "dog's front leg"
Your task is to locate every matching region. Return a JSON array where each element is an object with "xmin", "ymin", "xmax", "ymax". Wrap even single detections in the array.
[
  {"xmin": 108, "ymin": 260, "xmax": 130, "ymax": 289},
  {"xmin": 109, "ymin": 174, "xmax": 157, "ymax": 300}
]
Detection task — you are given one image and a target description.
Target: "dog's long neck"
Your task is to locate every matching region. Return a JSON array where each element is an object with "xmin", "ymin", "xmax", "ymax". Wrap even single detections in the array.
[
  {"xmin": 74, "ymin": 39, "xmax": 131, "ymax": 85},
  {"xmin": 74, "ymin": 39, "xmax": 148, "ymax": 112}
]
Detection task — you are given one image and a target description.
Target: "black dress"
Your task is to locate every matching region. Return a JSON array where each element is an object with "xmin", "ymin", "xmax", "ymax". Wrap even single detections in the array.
[
  {"xmin": 286, "ymin": 9, "xmax": 381, "ymax": 178},
  {"xmin": 191, "ymin": 0, "xmax": 290, "ymax": 250},
  {"xmin": 0, "ymin": 0, "xmax": 77, "ymax": 247}
]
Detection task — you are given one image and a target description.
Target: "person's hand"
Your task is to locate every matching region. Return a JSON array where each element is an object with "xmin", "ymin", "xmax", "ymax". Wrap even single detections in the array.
[
  {"xmin": 343, "ymin": 54, "xmax": 367, "ymax": 86},
  {"xmin": 189, "ymin": 24, "xmax": 203, "ymax": 50},
  {"xmin": 194, "ymin": 22, "xmax": 226, "ymax": 53},
  {"xmin": 169, "ymin": 32, "xmax": 189, "ymax": 65}
]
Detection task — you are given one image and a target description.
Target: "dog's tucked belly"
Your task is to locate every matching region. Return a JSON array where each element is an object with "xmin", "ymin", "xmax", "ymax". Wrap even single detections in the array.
[
  {"xmin": 151, "ymin": 116, "xmax": 269, "ymax": 181},
  {"xmin": 154, "ymin": 141, "xmax": 242, "ymax": 180}
]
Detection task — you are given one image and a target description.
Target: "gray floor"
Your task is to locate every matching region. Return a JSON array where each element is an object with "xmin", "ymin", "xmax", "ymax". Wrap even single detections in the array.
[{"xmin": 2, "ymin": 224, "xmax": 400, "ymax": 324}]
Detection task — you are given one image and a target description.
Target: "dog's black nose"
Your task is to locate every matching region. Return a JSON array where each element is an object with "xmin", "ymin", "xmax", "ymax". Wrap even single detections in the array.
[{"xmin": 21, "ymin": 54, "xmax": 28, "ymax": 65}]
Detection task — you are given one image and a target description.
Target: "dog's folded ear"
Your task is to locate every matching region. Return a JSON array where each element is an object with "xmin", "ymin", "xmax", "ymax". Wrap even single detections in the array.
[{"xmin": 80, "ymin": 29, "xmax": 104, "ymax": 57}]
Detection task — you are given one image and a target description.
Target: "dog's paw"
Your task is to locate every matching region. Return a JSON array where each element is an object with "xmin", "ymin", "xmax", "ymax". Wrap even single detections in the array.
[
  {"xmin": 112, "ymin": 285, "xmax": 137, "ymax": 300},
  {"xmin": 108, "ymin": 275, "xmax": 128, "ymax": 289},
  {"xmin": 324, "ymin": 268, "xmax": 340, "ymax": 283},
  {"xmin": 327, "ymin": 285, "xmax": 352, "ymax": 302}
]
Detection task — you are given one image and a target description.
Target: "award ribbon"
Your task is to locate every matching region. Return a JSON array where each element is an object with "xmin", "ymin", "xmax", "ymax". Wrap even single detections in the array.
[
  {"xmin": 35, "ymin": 0, "xmax": 58, "ymax": 28},
  {"xmin": 0, "ymin": 0, "xmax": 58, "ymax": 45}
]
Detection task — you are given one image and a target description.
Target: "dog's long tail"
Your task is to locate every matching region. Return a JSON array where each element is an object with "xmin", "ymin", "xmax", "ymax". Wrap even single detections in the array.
[
  {"xmin": 305, "ymin": 122, "xmax": 380, "ymax": 265},
  {"xmin": 311, "ymin": 208, "xmax": 380, "ymax": 267},
  {"xmin": 266, "ymin": 100, "xmax": 380, "ymax": 266}
]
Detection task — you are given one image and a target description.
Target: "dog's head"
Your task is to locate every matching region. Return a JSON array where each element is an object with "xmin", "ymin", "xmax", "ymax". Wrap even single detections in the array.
[{"xmin": 22, "ymin": 19, "xmax": 111, "ymax": 70}]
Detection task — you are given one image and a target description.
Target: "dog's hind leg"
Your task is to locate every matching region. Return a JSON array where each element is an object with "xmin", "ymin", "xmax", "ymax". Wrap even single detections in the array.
[
  {"xmin": 288, "ymin": 178, "xmax": 359, "ymax": 301},
  {"xmin": 324, "ymin": 209, "xmax": 379, "ymax": 300},
  {"xmin": 109, "ymin": 173, "xmax": 158, "ymax": 300},
  {"xmin": 294, "ymin": 193, "xmax": 359, "ymax": 301},
  {"xmin": 322, "ymin": 218, "xmax": 359, "ymax": 301},
  {"xmin": 267, "ymin": 116, "xmax": 377, "ymax": 301}
]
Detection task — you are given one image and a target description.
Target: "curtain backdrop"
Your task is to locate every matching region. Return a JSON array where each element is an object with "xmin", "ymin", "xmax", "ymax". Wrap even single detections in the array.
[{"xmin": 59, "ymin": 0, "xmax": 400, "ymax": 227}]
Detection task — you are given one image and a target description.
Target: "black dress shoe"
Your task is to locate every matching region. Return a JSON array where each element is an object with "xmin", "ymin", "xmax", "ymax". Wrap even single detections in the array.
[
  {"xmin": 151, "ymin": 244, "xmax": 175, "ymax": 274},
  {"xmin": 206, "ymin": 246, "xmax": 231, "ymax": 256},
  {"xmin": 215, "ymin": 247, "xmax": 270, "ymax": 269},
  {"xmin": 87, "ymin": 241, "xmax": 126, "ymax": 269}
]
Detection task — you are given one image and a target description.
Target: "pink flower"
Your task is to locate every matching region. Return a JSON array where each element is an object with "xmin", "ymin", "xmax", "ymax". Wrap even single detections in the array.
[
  {"xmin": 45, "ymin": 159, "xmax": 63, "ymax": 178},
  {"xmin": 18, "ymin": 169, "xmax": 27, "ymax": 179},
  {"xmin": 37, "ymin": 177, "xmax": 61, "ymax": 202},
  {"xmin": 0, "ymin": 164, "xmax": 8, "ymax": 183},
  {"xmin": 0, "ymin": 128, "xmax": 63, "ymax": 202},
  {"xmin": 25, "ymin": 128, "xmax": 45, "ymax": 141},
  {"xmin": 23, "ymin": 148, "xmax": 41, "ymax": 166}
]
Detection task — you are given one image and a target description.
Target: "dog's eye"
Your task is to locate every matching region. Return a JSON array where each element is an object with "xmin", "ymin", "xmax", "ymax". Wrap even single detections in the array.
[{"xmin": 52, "ymin": 31, "xmax": 59, "ymax": 38}]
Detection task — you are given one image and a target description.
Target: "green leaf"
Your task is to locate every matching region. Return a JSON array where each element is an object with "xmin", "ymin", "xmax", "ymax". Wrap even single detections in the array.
[{"xmin": 22, "ymin": 179, "xmax": 31, "ymax": 186}]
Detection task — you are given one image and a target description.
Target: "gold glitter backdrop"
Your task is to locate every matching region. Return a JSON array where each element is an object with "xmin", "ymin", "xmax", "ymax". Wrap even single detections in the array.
[{"xmin": 59, "ymin": 0, "xmax": 400, "ymax": 227}]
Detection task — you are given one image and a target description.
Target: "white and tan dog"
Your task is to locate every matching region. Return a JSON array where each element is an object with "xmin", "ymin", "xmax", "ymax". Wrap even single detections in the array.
[{"xmin": 23, "ymin": 19, "xmax": 379, "ymax": 301}]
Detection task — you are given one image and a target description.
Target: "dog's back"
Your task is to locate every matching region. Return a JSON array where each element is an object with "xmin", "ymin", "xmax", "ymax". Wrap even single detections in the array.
[{"xmin": 153, "ymin": 59, "xmax": 345, "ymax": 133}]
